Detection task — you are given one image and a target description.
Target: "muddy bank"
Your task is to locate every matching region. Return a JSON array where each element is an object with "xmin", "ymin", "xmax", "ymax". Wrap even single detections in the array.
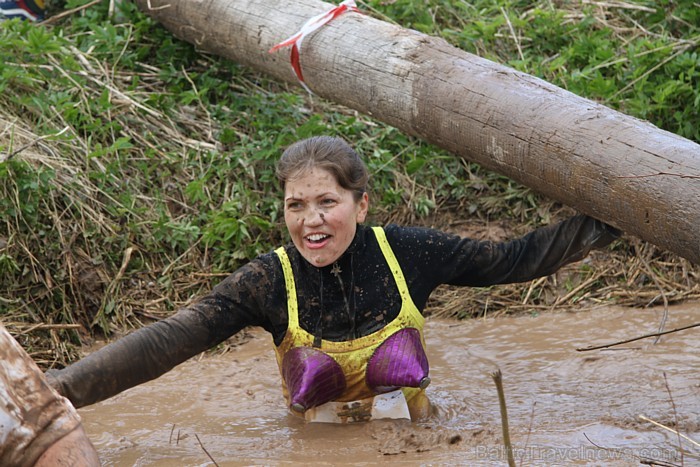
[{"xmin": 80, "ymin": 303, "xmax": 700, "ymax": 466}]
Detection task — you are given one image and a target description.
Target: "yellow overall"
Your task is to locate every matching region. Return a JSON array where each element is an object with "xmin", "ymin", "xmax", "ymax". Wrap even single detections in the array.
[{"xmin": 274, "ymin": 227, "xmax": 431, "ymax": 421}]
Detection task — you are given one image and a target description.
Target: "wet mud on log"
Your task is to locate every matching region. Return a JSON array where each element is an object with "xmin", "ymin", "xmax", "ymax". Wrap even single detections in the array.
[
  {"xmin": 81, "ymin": 303, "xmax": 700, "ymax": 466},
  {"xmin": 132, "ymin": 0, "xmax": 700, "ymax": 264}
]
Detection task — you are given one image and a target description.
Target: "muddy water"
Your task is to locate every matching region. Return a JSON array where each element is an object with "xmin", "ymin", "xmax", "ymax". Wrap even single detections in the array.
[{"xmin": 80, "ymin": 304, "xmax": 700, "ymax": 466}]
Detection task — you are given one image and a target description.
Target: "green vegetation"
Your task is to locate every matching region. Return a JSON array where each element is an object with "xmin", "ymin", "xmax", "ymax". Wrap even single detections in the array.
[
  {"xmin": 1, "ymin": 0, "xmax": 698, "ymax": 364},
  {"xmin": 374, "ymin": 0, "xmax": 700, "ymax": 142}
]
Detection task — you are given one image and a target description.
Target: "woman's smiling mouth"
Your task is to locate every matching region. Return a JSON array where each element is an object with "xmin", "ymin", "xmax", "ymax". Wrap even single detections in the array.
[{"xmin": 305, "ymin": 233, "xmax": 331, "ymax": 246}]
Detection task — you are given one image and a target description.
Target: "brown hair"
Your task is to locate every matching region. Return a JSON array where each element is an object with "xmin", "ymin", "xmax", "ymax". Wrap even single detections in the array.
[{"xmin": 276, "ymin": 136, "xmax": 369, "ymax": 201}]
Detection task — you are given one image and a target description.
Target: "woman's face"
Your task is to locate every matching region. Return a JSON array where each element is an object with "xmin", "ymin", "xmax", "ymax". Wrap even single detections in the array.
[{"xmin": 284, "ymin": 167, "xmax": 368, "ymax": 267}]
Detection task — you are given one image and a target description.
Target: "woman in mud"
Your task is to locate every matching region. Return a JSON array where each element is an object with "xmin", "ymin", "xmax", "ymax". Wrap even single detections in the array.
[{"xmin": 48, "ymin": 135, "xmax": 620, "ymax": 423}]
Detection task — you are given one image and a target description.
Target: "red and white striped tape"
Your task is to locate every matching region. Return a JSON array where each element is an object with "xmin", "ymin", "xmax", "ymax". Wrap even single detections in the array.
[{"xmin": 269, "ymin": 0, "xmax": 361, "ymax": 93}]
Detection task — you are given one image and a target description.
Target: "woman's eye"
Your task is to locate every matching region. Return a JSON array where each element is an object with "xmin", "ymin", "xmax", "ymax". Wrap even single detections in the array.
[
  {"xmin": 287, "ymin": 202, "xmax": 302, "ymax": 210},
  {"xmin": 321, "ymin": 198, "xmax": 336, "ymax": 206}
]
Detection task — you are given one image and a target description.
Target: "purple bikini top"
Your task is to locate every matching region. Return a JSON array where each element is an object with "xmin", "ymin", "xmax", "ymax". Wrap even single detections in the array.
[{"xmin": 282, "ymin": 328, "xmax": 430, "ymax": 413}]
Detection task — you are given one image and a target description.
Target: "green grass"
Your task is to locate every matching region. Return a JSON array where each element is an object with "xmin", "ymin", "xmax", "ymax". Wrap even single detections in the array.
[
  {"xmin": 369, "ymin": 0, "xmax": 699, "ymax": 141},
  {"xmin": 1, "ymin": 0, "xmax": 698, "ymax": 362}
]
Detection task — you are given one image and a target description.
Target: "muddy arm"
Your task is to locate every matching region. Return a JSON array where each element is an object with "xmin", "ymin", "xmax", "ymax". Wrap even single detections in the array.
[
  {"xmin": 47, "ymin": 261, "xmax": 272, "ymax": 408},
  {"xmin": 414, "ymin": 214, "xmax": 622, "ymax": 288},
  {"xmin": 472, "ymin": 214, "xmax": 621, "ymax": 285},
  {"xmin": 46, "ymin": 309, "xmax": 216, "ymax": 408}
]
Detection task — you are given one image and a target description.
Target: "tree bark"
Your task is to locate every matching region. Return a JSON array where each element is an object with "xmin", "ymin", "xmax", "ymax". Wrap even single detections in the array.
[{"xmin": 133, "ymin": 0, "xmax": 700, "ymax": 265}]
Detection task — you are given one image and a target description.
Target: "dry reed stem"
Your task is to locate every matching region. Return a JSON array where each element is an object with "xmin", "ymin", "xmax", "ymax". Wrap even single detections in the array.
[
  {"xmin": 639, "ymin": 415, "xmax": 700, "ymax": 451},
  {"xmin": 194, "ymin": 433, "xmax": 220, "ymax": 467},
  {"xmin": 491, "ymin": 369, "xmax": 516, "ymax": 467},
  {"xmin": 576, "ymin": 321, "xmax": 700, "ymax": 352},
  {"xmin": 583, "ymin": 433, "xmax": 681, "ymax": 467}
]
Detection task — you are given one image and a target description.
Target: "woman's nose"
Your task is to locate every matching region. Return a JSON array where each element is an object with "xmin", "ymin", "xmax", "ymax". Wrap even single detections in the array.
[{"xmin": 306, "ymin": 208, "xmax": 325, "ymax": 226}]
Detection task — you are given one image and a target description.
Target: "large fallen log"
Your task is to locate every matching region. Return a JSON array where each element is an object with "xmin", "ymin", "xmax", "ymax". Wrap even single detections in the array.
[{"xmin": 133, "ymin": 0, "xmax": 700, "ymax": 265}]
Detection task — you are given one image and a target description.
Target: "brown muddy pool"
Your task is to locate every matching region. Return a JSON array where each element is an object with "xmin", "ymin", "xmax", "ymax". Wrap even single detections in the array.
[{"xmin": 80, "ymin": 304, "xmax": 700, "ymax": 466}]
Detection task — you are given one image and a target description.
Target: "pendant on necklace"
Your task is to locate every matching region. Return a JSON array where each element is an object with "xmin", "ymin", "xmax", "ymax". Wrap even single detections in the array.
[{"xmin": 331, "ymin": 263, "xmax": 342, "ymax": 276}]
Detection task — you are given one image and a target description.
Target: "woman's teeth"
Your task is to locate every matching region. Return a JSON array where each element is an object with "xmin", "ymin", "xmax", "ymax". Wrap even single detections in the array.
[{"xmin": 307, "ymin": 234, "xmax": 329, "ymax": 243}]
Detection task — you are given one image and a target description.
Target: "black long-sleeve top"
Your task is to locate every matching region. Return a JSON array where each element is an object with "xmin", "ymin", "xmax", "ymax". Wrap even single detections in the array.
[{"xmin": 49, "ymin": 215, "xmax": 619, "ymax": 408}]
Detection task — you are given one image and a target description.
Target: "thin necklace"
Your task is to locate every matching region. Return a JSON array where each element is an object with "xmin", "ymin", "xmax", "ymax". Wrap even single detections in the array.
[
  {"xmin": 313, "ymin": 268, "xmax": 323, "ymax": 348},
  {"xmin": 332, "ymin": 257, "xmax": 356, "ymax": 339}
]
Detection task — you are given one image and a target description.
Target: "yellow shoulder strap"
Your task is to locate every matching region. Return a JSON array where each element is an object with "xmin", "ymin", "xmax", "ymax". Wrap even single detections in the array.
[
  {"xmin": 274, "ymin": 246, "xmax": 299, "ymax": 329},
  {"xmin": 371, "ymin": 226, "xmax": 412, "ymax": 305},
  {"xmin": 276, "ymin": 229, "xmax": 418, "ymax": 333}
]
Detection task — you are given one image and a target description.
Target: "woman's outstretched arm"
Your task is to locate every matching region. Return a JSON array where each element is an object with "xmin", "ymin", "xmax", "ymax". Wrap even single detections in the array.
[{"xmin": 47, "ymin": 261, "xmax": 274, "ymax": 408}]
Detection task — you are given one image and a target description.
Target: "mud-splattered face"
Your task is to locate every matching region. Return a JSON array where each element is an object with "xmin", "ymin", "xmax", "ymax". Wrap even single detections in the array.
[{"xmin": 284, "ymin": 167, "xmax": 368, "ymax": 267}]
